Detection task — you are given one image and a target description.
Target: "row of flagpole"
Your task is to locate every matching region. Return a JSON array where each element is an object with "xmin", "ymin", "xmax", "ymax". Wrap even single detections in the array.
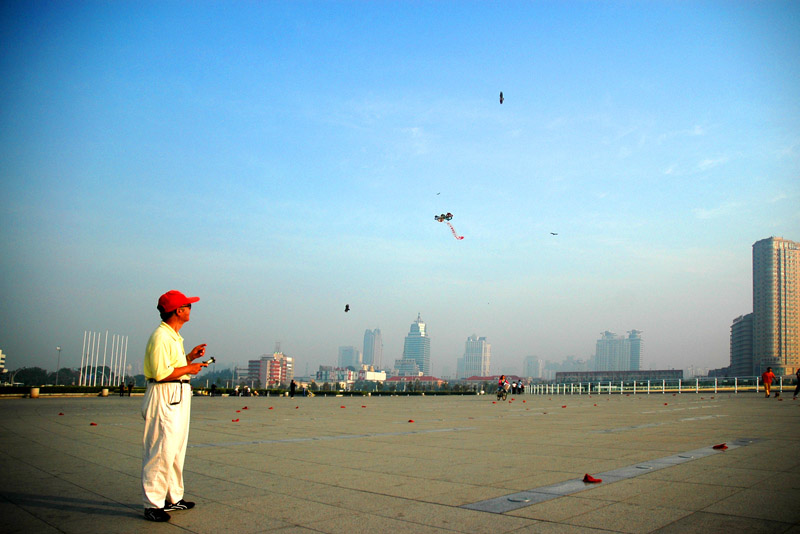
[{"xmin": 78, "ymin": 330, "xmax": 128, "ymax": 387}]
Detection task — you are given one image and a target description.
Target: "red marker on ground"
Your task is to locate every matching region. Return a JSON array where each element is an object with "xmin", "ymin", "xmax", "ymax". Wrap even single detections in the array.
[
  {"xmin": 712, "ymin": 443, "xmax": 727, "ymax": 450},
  {"xmin": 583, "ymin": 474, "xmax": 602, "ymax": 483}
]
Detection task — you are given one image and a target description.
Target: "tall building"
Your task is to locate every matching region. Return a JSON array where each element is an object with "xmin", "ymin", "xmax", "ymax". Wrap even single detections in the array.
[
  {"xmin": 402, "ymin": 313, "xmax": 430, "ymax": 375},
  {"xmin": 627, "ymin": 330, "xmax": 643, "ymax": 370},
  {"xmin": 752, "ymin": 237, "xmax": 800, "ymax": 375},
  {"xmin": 522, "ymin": 356, "xmax": 544, "ymax": 379},
  {"xmin": 730, "ymin": 313, "xmax": 754, "ymax": 376},
  {"xmin": 338, "ymin": 346, "xmax": 362, "ymax": 369},
  {"xmin": 248, "ymin": 350, "xmax": 294, "ymax": 387},
  {"xmin": 594, "ymin": 330, "xmax": 642, "ymax": 372},
  {"xmin": 363, "ymin": 328, "xmax": 383, "ymax": 369},
  {"xmin": 457, "ymin": 335, "xmax": 491, "ymax": 378}
]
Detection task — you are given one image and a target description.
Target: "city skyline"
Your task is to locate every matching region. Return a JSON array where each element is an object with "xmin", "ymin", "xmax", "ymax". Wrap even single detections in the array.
[{"xmin": 1, "ymin": 3, "xmax": 798, "ymax": 378}]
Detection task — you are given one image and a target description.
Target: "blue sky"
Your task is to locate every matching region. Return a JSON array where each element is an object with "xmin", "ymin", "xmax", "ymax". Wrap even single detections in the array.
[{"xmin": 1, "ymin": 1, "xmax": 798, "ymax": 378}]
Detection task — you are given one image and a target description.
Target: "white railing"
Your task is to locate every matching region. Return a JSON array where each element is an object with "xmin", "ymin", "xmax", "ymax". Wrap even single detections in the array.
[{"xmin": 527, "ymin": 376, "xmax": 790, "ymax": 395}]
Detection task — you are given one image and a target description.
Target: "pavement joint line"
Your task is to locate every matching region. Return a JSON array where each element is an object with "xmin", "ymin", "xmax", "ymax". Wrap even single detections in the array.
[
  {"xmin": 593, "ymin": 414, "xmax": 727, "ymax": 433},
  {"xmin": 189, "ymin": 426, "xmax": 476, "ymax": 448},
  {"xmin": 460, "ymin": 438, "xmax": 762, "ymax": 514}
]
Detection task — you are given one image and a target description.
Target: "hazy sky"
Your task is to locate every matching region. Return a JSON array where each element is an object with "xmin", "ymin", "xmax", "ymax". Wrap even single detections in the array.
[{"xmin": 1, "ymin": 1, "xmax": 798, "ymax": 378}]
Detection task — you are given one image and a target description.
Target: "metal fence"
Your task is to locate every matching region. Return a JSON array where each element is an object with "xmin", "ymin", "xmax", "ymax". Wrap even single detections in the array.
[{"xmin": 528, "ymin": 376, "xmax": 796, "ymax": 395}]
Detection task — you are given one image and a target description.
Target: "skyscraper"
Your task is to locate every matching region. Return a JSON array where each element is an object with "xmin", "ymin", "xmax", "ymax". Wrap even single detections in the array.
[
  {"xmin": 730, "ymin": 313, "xmax": 754, "ymax": 376},
  {"xmin": 363, "ymin": 328, "xmax": 383, "ymax": 369},
  {"xmin": 594, "ymin": 330, "xmax": 642, "ymax": 371},
  {"xmin": 458, "ymin": 335, "xmax": 491, "ymax": 378},
  {"xmin": 522, "ymin": 356, "xmax": 545, "ymax": 379},
  {"xmin": 402, "ymin": 313, "xmax": 430, "ymax": 375},
  {"xmin": 752, "ymin": 237, "xmax": 799, "ymax": 375},
  {"xmin": 627, "ymin": 330, "xmax": 643, "ymax": 370},
  {"xmin": 338, "ymin": 346, "xmax": 362, "ymax": 369}
]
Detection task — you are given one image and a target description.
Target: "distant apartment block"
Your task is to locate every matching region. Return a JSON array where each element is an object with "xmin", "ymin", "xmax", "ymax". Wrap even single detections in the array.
[
  {"xmin": 752, "ymin": 236, "xmax": 799, "ymax": 375},
  {"xmin": 393, "ymin": 358, "xmax": 422, "ymax": 377},
  {"xmin": 338, "ymin": 346, "xmax": 362, "ymax": 369},
  {"xmin": 315, "ymin": 366, "xmax": 357, "ymax": 386},
  {"xmin": 456, "ymin": 335, "xmax": 491, "ymax": 379},
  {"xmin": 522, "ymin": 356, "xmax": 545, "ymax": 379},
  {"xmin": 594, "ymin": 330, "xmax": 643, "ymax": 372},
  {"xmin": 402, "ymin": 313, "xmax": 430, "ymax": 375},
  {"xmin": 729, "ymin": 313, "xmax": 754, "ymax": 376},
  {"xmin": 248, "ymin": 351, "xmax": 294, "ymax": 387}
]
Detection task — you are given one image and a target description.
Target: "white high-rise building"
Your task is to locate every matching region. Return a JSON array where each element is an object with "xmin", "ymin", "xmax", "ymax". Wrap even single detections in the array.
[
  {"xmin": 457, "ymin": 335, "xmax": 491, "ymax": 378},
  {"xmin": 594, "ymin": 331, "xmax": 642, "ymax": 371},
  {"xmin": 753, "ymin": 237, "xmax": 799, "ymax": 375},
  {"xmin": 402, "ymin": 314, "xmax": 430, "ymax": 375}
]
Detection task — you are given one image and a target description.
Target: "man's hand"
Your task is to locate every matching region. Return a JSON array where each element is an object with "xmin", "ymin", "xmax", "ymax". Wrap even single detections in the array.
[
  {"xmin": 185, "ymin": 361, "xmax": 208, "ymax": 375},
  {"xmin": 187, "ymin": 344, "xmax": 207, "ymax": 362}
]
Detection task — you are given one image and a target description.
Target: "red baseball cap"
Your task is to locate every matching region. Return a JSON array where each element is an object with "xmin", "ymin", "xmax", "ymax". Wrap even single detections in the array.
[{"xmin": 157, "ymin": 290, "xmax": 200, "ymax": 313}]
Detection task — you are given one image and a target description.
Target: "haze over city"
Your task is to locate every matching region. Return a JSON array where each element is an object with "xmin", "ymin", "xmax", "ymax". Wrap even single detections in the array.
[{"xmin": 1, "ymin": 2, "xmax": 798, "ymax": 379}]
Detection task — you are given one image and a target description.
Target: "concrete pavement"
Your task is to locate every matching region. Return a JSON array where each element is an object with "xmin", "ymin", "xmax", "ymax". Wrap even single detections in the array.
[{"xmin": 1, "ymin": 391, "xmax": 798, "ymax": 533}]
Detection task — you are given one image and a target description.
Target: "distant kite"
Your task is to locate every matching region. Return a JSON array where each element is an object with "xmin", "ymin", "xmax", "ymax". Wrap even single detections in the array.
[
  {"xmin": 435, "ymin": 212, "xmax": 464, "ymax": 240},
  {"xmin": 550, "ymin": 232, "xmax": 558, "ymax": 235},
  {"xmin": 344, "ymin": 304, "xmax": 350, "ymax": 312},
  {"xmin": 499, "ymin": 91, "xmax": 504, "ymax": 104}
]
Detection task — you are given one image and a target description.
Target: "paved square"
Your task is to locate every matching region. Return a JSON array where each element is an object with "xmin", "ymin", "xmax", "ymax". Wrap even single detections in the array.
[{"xmin": 1, "ymin": 392, "xmax": 798, "ymax": 533}]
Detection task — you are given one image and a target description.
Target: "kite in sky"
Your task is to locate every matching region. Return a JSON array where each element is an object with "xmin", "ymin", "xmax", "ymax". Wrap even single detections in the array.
[
  {"xmin": 435, "ymin": 213, "xmax": 464, "ymax": 240},
  {"xmin": 344, "ymin": 304, "xmax": 350, "ymax": 312},
  {"xmin": 499, "ymin": 91, "xmax": 504, "ymax": 104}
]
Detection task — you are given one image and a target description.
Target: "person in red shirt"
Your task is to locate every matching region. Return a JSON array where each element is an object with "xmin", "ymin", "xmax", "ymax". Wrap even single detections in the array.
[
  {"xmin": 761, "ymin": 367, "xmax": 776, "ymax": 398},
  {"xmin": 793, "ymin": 368, "xmax": 800, "ymax": 401}
]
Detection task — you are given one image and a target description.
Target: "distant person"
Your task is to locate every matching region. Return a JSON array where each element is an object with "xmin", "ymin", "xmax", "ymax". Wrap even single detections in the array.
[
  {"xmin": 793, "ymin": 368, "xmax": 800, "ymax": 400},
  {"xmin": 210, "ymin": 384, "xmax": 217, "ymax": 397},
  {"xmin": 761, "ymin": 367, "xmax": 776, "ymax": 398},
  {"xmin": 120, "ymin": 384, "xmax": 126, "ymax": 397},
  {"xmin": 234, "ymin": 385, "xmax": 240, "ymax": 397},
  {"xmin": 289, "ymin": 380, "xmax": 297, "ymax": 398},
  {"xmin": 498, "ymin": 375, "xmax": 509, "ymax": 392},
  {"xmin": 141, "ymin": 290, "xmax": 208, "ymax": 522},
  {"xmin": 128, "ymin": 382, "xmax": 134, "ymax": 396}
]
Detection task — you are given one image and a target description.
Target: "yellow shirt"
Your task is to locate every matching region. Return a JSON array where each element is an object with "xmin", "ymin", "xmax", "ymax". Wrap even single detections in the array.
[{"xmin": 144, "ymin": 322, "xmax": 188, "ymax": 381}]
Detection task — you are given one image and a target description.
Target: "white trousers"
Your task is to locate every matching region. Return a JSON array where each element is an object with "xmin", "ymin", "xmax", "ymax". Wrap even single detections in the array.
[{"xmin": 141, "ymin": 382, "xmax": 191, "ymax": 509}]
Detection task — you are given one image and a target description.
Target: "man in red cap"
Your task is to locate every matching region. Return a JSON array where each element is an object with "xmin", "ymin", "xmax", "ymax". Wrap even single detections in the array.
[{"xmin": 141, "ymin": 290, "xmax": 208, "ymax": 522}]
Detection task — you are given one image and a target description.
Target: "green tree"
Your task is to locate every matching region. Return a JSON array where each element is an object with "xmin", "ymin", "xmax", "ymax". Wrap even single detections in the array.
[{"xmin": 14, "ymin": 367, "xmax": 48, "ymax": 386}]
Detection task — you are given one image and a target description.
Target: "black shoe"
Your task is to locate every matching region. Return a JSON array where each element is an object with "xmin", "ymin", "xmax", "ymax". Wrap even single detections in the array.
[
  {"xmin": 144, "ymin": 508, "xmax": 170, "ymax": 522},
  {"xmin": 164, "ymin": 499, "xmax": 195, "ymax": 511}
]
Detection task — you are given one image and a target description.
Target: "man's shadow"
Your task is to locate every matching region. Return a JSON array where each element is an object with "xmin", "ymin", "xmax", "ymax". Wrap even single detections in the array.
[{"xmin": 1, "ymin": 491, "xmax": 139, "ymax": 518}]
